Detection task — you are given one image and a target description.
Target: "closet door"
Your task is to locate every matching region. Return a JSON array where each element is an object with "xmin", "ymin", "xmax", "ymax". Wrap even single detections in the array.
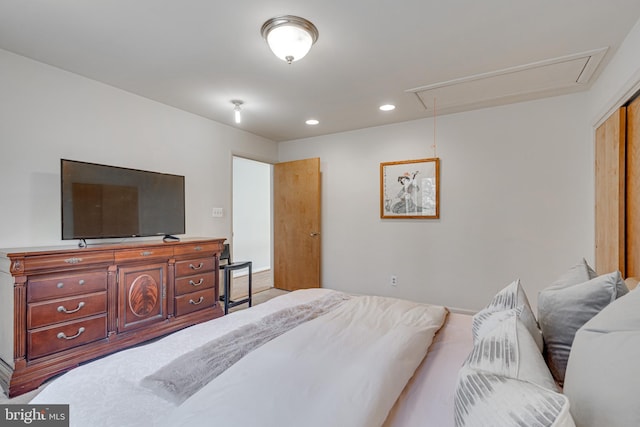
[
  {"xmin": 595, "ymin": 107, "xmax": 626, "ymax": 275},
  {"xmin": 626, "ymin": 97, "xmax": 640, "ymax": 278}
]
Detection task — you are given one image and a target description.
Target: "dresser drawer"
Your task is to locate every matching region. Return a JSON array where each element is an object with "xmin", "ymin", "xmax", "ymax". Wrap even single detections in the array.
[
  {"xmin": 27, "ymin": 271, "xmax": 107, "ymax": 302},
  {"xmin": 19, "ymin": 251, "xmax": 113, "ymax": 274},
  {"xmin": 174, "ymin": 289, "xmax": 215, "ymax": 317},
  {"xmin": 175, "ymin": 257, "xmax": 215, "ymax": 277},
  {"xmin": 173, "ymin": 242, "xmax": 220, "ymax": 257},
  {"xmin": 114, "ymin": 247, "xmax": 174, "ymax": 263},
  {"xmin": 175, "ymin": 272, "xmax": 215, "ymax": 296},
  {"xmin": 27, "ymin": 315, "xmax": 108, "ymax": 359},
  {"xmin": 27, "ymin": 291, "xmax": 107, "ymax": 329}
]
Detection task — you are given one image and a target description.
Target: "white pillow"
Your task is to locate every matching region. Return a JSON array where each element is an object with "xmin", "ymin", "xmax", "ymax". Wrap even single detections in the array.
[
  {"xmin": 454, "ymin": 366, "xmax": 575, "ymax": 427},
  {"xmin": 563, "ymin": 288, "xmax": 640, "ymax": 427},
  {"xmin": 467, "ymin": 312, "xmax": 557, "ymax": 390},
  {"xmin": 538, "ymin": 270, "xmax": 628, "ymax": 384},
  {"xmin": 472, "ymin": 279, "xmax": 543, "ymax": 352},
  {"xmin": 456, "ymin": 300, "xmax": 574, "ymax": 427}
]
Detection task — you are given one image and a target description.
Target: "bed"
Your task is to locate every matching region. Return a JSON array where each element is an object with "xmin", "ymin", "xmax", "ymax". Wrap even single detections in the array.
[
  {"xmin": 29, "ymin": 288, "xmax": 471, "ymax": 427},
  {"xmin": 29, "ymin": 262, "xmax": 640, "ymax": 427}
]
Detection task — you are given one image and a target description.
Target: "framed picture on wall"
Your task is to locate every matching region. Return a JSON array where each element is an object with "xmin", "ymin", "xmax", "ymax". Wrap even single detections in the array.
[{"xmin": 380, "ymin": 157, "xmax": 440, "ymax": 219}]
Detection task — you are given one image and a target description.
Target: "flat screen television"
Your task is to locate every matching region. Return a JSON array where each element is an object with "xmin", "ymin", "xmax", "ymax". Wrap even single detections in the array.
[{"xmin": 61, "ymin": 159, "xmax": 185, "ymax": 240}]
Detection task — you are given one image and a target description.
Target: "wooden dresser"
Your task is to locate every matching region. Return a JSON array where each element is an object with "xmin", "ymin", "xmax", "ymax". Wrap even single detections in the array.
[{"xmin": 0, "ymin": 237, "xmax": 225, "ymax": 397}]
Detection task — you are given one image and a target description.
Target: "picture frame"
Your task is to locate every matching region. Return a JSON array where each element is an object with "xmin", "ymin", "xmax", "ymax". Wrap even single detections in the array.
[{"xmin": 380, "ymin": 157, "xmax": 440, "ymax": 219}]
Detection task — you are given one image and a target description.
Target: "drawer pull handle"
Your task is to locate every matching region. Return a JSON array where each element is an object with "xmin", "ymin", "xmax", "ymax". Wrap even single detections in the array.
[
  {"xmin": 78, "ymin": 279, "xmax": 85, "ymax": 285},
  {"xmin": 141, "ymin": 251, "xmax": 153, "ymax": 256},
  {"xmin": 189, "ymin": 278, "xmax": 204, "ymax": 287},
  {"xmin": 64, "ymin": 257, "xmax": 83, "ymax": 264},
  {"xmin": 194, "ymin": 246, "xmax": 202, "ymax": 251},
  {"xmin": 57, "ymin": 302, "xmax": 85, "ymax": 314},
  {"xmin": 57, "ymin": 282, "xmax": 64, "ymax": 289},
  {"xmin": 189, "ymin": 296, "xmax": 205, "ymax": 305},
  {"xmin": 57, "ymin": 327, "xmax": 85, "ymax": 340},
  {"xmin": 189, "ymin": 263, "xmax": 204, "ymax": 270}
]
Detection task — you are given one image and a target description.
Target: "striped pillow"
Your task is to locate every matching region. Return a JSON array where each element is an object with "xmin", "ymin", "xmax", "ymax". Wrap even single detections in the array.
[
  {"xmin": 455, "ymin": 303, "xmax": 573, "ymax": 426},
  {"xmin": 472, "ymin": 279, "xmax": 543, "ymax": 352},
  {"xmin": 466, "ymin": 314, "xmax": 556, "ymax": 390},
  {"xmin": 454, "ymin": 366, "xmax": 575, "ymax": 427}
]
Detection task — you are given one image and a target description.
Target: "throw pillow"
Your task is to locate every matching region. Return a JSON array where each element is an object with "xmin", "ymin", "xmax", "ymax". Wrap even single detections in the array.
[
  {"xmin": 563, "ymin": 289, "xmax": 640, "ymax": 427},
  {"xmin": 538, "ymin": 270, "xmax": 628, "ymax": 384},
  {"xmin": 546, "ymin": 258, "xmax": 596, "ymax": 290},
  {"xmin": 466, "ymin": 313, "xmax": 557, "ymax": 391},
  {"xmin": 454, "ymin": 366, "xmax": 575, "ymax": 427},
  {"xmin": 472, "ymin": 279, "xmax": 543, "ymax": 352}
]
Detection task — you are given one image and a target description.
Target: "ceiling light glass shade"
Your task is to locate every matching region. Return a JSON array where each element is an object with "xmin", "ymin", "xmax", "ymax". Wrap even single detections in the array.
[
  {"xmin": 231, "ymin": 100, "xmax": 243, "ymax": 124},
  {"xmin": 261, "ymin": 16, "xmax": 319, "ymax": 64}
]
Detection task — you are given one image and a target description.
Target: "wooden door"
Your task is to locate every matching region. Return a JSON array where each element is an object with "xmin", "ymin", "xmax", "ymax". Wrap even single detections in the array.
[
  {"xmin": 274, "ymin": 158, "xmax": 321, "ymax": 291},
  {"xmin": 626, "ymin": 96, "xmax": 640, "ymax": 278},
  {"xmin": 595, "ymin": 107, "xmax": 626, "ymax": 275}
]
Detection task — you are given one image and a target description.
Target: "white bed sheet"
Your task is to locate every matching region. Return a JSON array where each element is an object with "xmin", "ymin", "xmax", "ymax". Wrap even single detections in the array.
[
  {"xmin": 30, "ymin": 289, "xmax": 471, "ymax": 427},
  {"xmin": 161, "ymin": 294, "xmax": 446, "ymax": 427},
  {"xmin": 384, "ymin": 312, "xmax": 474, "ymax": 427},
  {"xmin": 30, "ymin": 289, "xmax": 337, "ymax": 427}
]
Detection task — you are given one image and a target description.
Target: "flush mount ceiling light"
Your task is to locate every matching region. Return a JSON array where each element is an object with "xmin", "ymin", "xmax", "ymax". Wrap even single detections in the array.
[
  {"xmin": 379, "ymin": 104, "xmax": 396, "ymax": 111},
  {"xmin": 231, "ymin": 100, "xmax": 243, "ymax": 124},
  {"xmin": 261, "ymin": 15, "xmax": 319, "ymax": 64}
]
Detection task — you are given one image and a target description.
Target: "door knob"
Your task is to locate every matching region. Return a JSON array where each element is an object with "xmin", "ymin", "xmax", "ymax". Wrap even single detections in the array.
[{"xmin": 310, "ymin": 232, "xmax": 320, "ymax": 237}]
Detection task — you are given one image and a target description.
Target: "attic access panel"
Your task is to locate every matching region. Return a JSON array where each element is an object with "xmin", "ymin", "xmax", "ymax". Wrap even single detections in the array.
[{"xmin": 407, "ymin": 48, "xmax": 608, "ymax": 113}]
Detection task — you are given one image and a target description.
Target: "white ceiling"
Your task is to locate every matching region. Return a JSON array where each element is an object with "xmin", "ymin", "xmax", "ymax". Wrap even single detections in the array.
[{"xmin": 1, "ymin": 1, "xmax": 640, "ymax": 142}]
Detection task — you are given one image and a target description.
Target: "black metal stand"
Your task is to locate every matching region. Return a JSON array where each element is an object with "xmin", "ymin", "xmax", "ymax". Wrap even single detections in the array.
[{"xmin": 221, "ymin": 261, "xmax": 252, "ymax": 314}]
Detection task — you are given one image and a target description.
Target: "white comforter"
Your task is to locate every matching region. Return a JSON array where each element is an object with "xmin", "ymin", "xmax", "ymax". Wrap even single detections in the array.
[
  {"xmin": 162, "ymin": 294, "xmax": 447, "ymax": 427},
  {"xmin": 31, "ymin": 289, "xmax": 446, "ymax": 427}
]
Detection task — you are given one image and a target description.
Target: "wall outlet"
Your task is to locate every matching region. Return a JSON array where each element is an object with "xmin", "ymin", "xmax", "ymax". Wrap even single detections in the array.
[
  {"xmin": 212, "ymin": 207, "xmax": 224, "ymax": 217},
  {"xmin": 390, "ymin": 275, "xmax": 397, "ymax": 287}
]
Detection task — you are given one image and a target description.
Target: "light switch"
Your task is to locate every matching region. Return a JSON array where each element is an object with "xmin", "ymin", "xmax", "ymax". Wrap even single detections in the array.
[{"xmin": 212, "ymin": 207, "xmax": 224, "ymax": 217}]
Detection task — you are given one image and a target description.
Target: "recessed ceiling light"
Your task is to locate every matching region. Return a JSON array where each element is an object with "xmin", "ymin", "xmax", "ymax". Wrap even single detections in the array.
[
  {"xmin": 306, "ymin": 119, "xmax": 319, "ymax": 125},
  {"xmin": 379, "ymin": 104, "xmax": 396, "ymax": 111}
]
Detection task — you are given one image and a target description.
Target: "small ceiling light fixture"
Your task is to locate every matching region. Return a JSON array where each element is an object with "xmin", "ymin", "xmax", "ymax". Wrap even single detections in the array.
[
  {"xmin": 232, "ymin": 100, "xmax": 243, "ymax": 124},
  {"xmin": 379, "ymin": 104, "xmax": 396, "ymax": 111},
  {"xmin": 261, "ymin": 15, "xmax": 319, "ymax": 64},
  {"xmin": 305, "ymin": 119, "xmax": 319, "ymax": 125}
]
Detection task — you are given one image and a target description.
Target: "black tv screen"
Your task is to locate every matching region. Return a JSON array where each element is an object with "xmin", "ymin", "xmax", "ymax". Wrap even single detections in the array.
[{"xmin": 61, "ymin": 159, "xmax": 185, "ymax": 240}]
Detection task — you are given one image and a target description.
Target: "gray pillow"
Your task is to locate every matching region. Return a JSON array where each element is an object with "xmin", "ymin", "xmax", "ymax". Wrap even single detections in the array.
[
  {"xmin": 546, "ymin": 258, "xmax": 597, "ymax": 290},
  {"xmin": 563, "ymin": 288, "xmax": 640, "ymax": 427},
  {"xmin": 538, "ymin": 269, "xmax": 628, "ymax": 384}
]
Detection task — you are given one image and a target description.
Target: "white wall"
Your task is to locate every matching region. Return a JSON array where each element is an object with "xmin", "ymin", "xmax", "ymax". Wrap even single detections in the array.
[
  {"xmin": 589, "ymin": 17, "xmax": 640, "ymax": 125},
  {"xmin": 277, "ymin": 15, "xmax": 640, "ymax": 312},
  {"xmin": 279, "ymin": 94, "xmax": 594, "ymax": 312},
  {"xmin": 0, "ymin": 49, "xmax": 278, "ymax": 249}
]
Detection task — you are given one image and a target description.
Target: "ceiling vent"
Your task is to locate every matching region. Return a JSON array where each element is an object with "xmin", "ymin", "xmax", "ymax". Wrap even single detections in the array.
[{"xmin": 407, "ymin": 47, "xmax": 608, "ymax": 114}]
